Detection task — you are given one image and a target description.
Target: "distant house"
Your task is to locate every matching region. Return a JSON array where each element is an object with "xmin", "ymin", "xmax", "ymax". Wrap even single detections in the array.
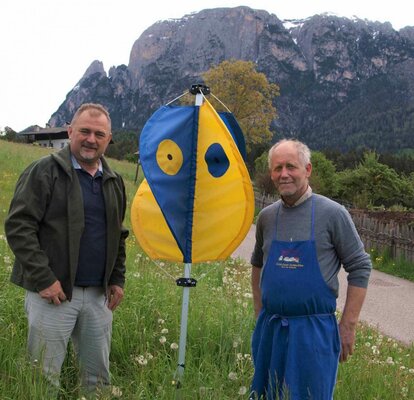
[{"xmin": 19, "ymin": 126, "xmax": 69, "ymax": 149}]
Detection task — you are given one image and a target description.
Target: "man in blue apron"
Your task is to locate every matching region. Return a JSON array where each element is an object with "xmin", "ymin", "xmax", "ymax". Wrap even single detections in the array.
[{"xmin": 249, "ymin": 139, "xmax": 372, "ymax": 399}]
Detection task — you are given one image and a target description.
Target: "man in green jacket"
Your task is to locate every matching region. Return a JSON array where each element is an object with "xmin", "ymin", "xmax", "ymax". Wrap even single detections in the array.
[{"xmin": 5, "ymin": 103, "xmax": 129, "ymax": 395}]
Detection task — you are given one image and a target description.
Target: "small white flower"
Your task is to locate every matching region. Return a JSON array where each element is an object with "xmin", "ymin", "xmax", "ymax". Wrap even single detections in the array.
[
  {"xmin": 146, "ymin": 352, "xmax": 154, "ymax": 360},
  {"xmin": 161, "ymin": 328, "xmax": 169, "ymax": 334},
  {"xmin": 228, "ymin": 372, "xmax": 238, "ymax": 381},
  {"xmin": 170, "ymin": 343, "xmax": 179, "ymax": 350},
  {"xmin": 158, "ymin": 319, "xmax": 165, "ymax": 325},
  {"xmin": 159, "ymin": 336, "xmax": 167, "ymax": 344},
  {"xmin": 386, "ymin": 357, "xmax": 394, "ymax": 365},
  {"xmin": 238, "ymin": 386, "xmax": 247, "ymax": 395},
  {"xmin": 135, "ymin": 355, "xmax": 148, "ymax": 366},
  {"xmin": 111, "ymin": 385, "xmax": 123, "ymax": 397}
]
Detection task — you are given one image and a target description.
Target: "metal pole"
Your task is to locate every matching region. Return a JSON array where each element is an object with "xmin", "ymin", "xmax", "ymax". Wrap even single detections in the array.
[{"xmin": 174, "ymin": 262, "xmax": 192, "ymax": 387}]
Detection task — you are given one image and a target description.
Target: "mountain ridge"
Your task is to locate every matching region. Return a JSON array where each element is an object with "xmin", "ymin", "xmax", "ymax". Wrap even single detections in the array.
[{"xmin": 48, "ymin": 6, "xmax": 414, "ymax": 152}]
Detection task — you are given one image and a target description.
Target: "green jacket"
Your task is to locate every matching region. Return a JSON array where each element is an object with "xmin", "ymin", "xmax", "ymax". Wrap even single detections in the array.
[{"xmin": 5, "ymin": 146, "xmax": 129, "ymax": 300}]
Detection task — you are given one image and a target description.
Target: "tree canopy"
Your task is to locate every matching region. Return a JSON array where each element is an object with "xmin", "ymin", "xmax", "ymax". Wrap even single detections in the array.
[{"xmin": 202, "ymin": 60, "xmax": 279, "ymax": 153}]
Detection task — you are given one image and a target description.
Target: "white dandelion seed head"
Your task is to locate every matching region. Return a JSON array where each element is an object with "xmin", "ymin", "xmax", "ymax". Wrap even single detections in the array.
[
  {"xmin": 228, "ymin": 372, "xmax": 238, "ymax": 381},
  {"xmin": 161, "ymin": 328, "xmax": 169, "ymax": 334},
  {"xmin": 159, "ymin": 336, "xmax": 167, "ymax": 344},
  {"xmin": 111, "ymin": 385, "xmax": 123, "ymax": 397},
  {"xmin": 238, "ymin": 386, "xmax": 247, "ymax": 395},
  {"xmin": 135, "ymin": 355, "xmax": 148, "ymax": 366},
  {"xmin": 170, "ymin": 343, "xmax": 179, "ymax": 350}
]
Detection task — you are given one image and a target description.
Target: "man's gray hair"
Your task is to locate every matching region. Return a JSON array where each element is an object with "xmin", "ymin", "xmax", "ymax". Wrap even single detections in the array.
[
  {"xmin": 70, "ymin": 103, "xmax": 112, "ymax": 132},
  {"xmin": 268, "ymin": 139, "xmax": 311, "ymax": 168}
]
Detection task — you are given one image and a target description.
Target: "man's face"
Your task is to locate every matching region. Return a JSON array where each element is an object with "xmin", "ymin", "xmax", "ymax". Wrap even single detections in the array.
[
  {"xmin": 68, "ymin": 110, "xmax": 111, "ymax": 167},
  {"xmin": 269, "ymin": 142, "xmax": 312, "ymax": 206}
]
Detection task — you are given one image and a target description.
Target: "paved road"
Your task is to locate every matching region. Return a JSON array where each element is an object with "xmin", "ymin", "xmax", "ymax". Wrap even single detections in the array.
[{"xmin": 232, "ymin": 225, "xmax": 414, "ymax": 346}]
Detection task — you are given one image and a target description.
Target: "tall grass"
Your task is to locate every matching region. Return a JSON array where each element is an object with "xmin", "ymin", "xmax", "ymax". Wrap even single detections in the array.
[
  {"xmin": 370, "ymin": 247, "xmax": 414, "ymax": 282},
  {"xmin": 0, "ymin": 141, "xmax": 413, "ymax": 399}
]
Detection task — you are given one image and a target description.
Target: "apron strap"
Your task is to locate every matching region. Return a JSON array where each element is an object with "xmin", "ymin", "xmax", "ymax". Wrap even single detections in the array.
[{"xmin": 268, "ymin": 311, "xmax": 335, "ymax": 327}]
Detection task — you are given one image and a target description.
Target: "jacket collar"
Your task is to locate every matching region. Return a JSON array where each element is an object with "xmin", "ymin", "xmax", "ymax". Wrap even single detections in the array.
[{"xmin": 51, "ymin": 145, "xmax": 116, "ymax": 180}]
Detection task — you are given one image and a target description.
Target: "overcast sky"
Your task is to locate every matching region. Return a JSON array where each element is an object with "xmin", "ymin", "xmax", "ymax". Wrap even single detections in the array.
[{"xmin": 1, "ymin": 0, "xmax": 412, "ymax": 132}]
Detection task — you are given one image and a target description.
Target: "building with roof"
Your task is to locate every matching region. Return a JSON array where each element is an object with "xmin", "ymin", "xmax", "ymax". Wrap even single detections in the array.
[{"xmin": 19, "ymin": 126, "xmax": 69, "ymax": 149}]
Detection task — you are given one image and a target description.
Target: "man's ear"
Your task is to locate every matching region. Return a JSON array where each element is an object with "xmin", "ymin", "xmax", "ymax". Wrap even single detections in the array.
[{"xmin": 306, "ymin": 162, "xmax": 312, "ymax": 177}]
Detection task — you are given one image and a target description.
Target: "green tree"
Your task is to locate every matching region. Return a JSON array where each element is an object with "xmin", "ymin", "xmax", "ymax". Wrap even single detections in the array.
[
  {"xmin": 310, "ymin": 151, "xmax": 340, "ymax": 198},
  {"xmin": 253, "ymin": 150, "xmax": 276, "ymax": 195},
  {"xmin": 202, "ymin": 60, "xmax": 280, "ymax": 154},
  {"xmin": 337, "ymin": 151, "xmax": 411, "ymax": 209}
]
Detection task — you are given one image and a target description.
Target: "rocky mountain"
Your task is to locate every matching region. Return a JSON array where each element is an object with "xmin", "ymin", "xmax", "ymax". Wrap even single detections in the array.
[{"xmin": 48, "ymin": 6, "xmax": 414, "ymax": 152}]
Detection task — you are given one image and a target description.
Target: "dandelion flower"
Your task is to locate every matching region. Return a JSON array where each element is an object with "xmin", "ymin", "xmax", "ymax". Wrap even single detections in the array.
[
  {"xmin": 159, "ymin": 336, "xmax": 167, "ymax": 344},
  {"xmin": 238, "ymin": 386, "xmax": 247, "ymax": 395},
  {"xmin": 111, "ymin": 385, "xmax": 123, "ymax": 397},
  {"xmin": 158, "ymin": 319, "xmax": 165, "ymax": 325},
  {"xmin": 170, "ymin": 343, "xmax": 179, "ymax": 350},
  {"xmin": 228, "ymin": 372, "xmax": 238, "ymax": 381},
  {"xmin": 161, "ymin": 328, "xmax": 169, "ymax": 334},
  {"xmin": 135, "ymin": 355, "xmax": 148, "ymax": 366}
]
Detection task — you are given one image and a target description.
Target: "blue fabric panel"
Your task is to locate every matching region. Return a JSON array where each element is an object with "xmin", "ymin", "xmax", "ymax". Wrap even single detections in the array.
[
  {"xmin": 139, "ymin": 105, "xmax": 197, "ymax": 260},
  {"xmin": 218, "ymin": 111, "xmax": 247, "ymax": 161}
]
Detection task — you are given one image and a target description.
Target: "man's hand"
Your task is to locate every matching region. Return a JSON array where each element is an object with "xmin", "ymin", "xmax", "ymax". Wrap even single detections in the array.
[
  {"xmin": 339, "ymin": 285, "xmax": 367, "ymax": 362},
  {"xmin": 39, "ymin": 280, "xmax": 67, "ymax": 305},
  {"xmin": 339, "ymin": 320, "xmax": 356, "ymax": 362},
  {"xmin": 107, "ymin": 285, "xmax": 124, "ymax": 311}
]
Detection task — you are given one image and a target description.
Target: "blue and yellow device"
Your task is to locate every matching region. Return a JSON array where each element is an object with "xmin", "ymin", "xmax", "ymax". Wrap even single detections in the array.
[{"xmin": 131, "ymin": 96, "xmax": 254, "ymax": 263}]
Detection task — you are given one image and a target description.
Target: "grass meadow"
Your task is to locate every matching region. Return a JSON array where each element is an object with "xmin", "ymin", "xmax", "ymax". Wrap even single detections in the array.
[{"xmin": 0, "ymin": 141, "xmax": 413, "ymax": 399}]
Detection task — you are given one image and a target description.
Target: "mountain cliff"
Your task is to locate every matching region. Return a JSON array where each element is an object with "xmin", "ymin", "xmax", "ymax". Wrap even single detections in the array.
[{"xmin": 48, "ymin": 6, "xmax": 414, "ymax": 152}]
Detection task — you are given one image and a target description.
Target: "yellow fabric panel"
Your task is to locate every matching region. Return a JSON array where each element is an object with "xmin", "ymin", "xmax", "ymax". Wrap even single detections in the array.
[
  {"xmin": 131, "ymin": 179, "xmax": 183, "ymax": 261},
  {"xmin": 192, "ymin": 99, "xmax": 254, "ymax": 262}
]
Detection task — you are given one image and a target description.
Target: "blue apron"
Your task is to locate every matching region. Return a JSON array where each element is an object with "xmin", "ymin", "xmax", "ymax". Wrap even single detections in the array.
[{"xmin": 250, "ymin": 197, "xmax": 340, "ymax": 400}]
